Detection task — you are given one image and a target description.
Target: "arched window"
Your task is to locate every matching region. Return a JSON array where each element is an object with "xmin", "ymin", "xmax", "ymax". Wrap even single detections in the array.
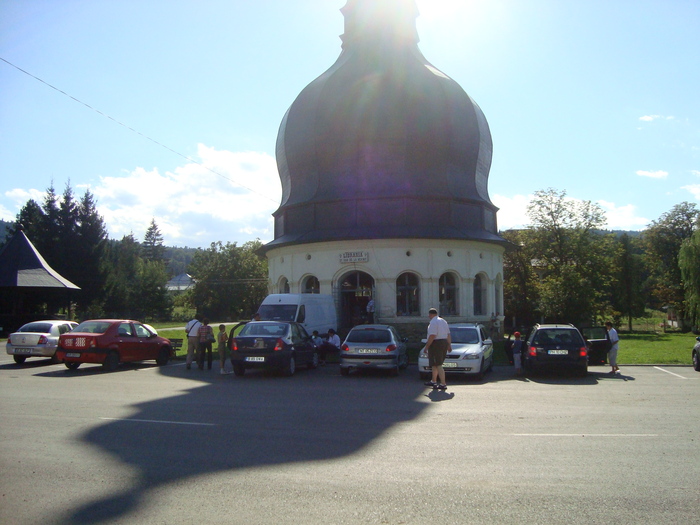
[
  {"xmin": 279, "ymin": 277, "xmax": 290, "ymax": 294},
  {"xmin": 302, "ymin": 276, "xmax": 320, "ymax": 294},
  {"xmin": 473, "ymin": 274, "xmax": 485, "ymax": 316},
  {"xmin": 439, "ymin": 273, "xmax": 458, "ymax": 316},
  {"xmin": 396, "ymin": 272, "xmax": 420, "ymax": 316}
]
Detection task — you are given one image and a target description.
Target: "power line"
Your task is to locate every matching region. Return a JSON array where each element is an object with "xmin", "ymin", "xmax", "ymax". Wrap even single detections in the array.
[{"xmin": 0, "ymin": 56, "xmax": 277, "ymax": 204}]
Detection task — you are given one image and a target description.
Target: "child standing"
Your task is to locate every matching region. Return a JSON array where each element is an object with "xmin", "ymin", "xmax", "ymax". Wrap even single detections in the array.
[
  {"xmin": 218, "ymin": 324, "xmax": 230, "ymax": 375},
  {"xmin": 512, "ymin": 331, "xmax": 524, "ymax": 375}
]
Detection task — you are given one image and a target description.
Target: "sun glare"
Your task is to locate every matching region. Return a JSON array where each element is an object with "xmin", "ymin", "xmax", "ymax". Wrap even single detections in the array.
[{"xmin": 415, "ymin": 0, "xmax": 472, "ymax": 18}]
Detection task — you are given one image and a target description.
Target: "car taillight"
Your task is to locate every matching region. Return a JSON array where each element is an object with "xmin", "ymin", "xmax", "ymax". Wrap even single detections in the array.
[
  {"xmin": 386, "ymin": 344, "xmax": 396, "ymax": 352},
  {"xmin": 341, "ymin": 344, "xmax": 349, "ymax": 352},
  {"xmin": 529, "ymin": 346, "xmax": 536, "ymax": 357},
  {"xmin": 579, "ymin": 346, "xmax": 587, "ymax": 357},
  {"xmin": 231, "ymin": 339, "xmax": 238, "ymax": 351},
  {"xmin": 274, "ymin": 338, "xmax": 284, "ymax": 351},
  {"xmin": 38, "ymin": 335, "xmax": 48, "ymax": 344}
]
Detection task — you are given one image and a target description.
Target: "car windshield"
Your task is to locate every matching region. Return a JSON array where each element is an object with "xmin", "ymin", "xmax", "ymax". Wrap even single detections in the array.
[
  {"xmin": 451, "ymin": 328, "xmax": 480, "ymax": 344},
  {"xmin": 18, "ymin": 322, "xmax": 52, "ymax": 333},
  {"xmin": 346, "ymin": 329, "xmax": 391, "ymax": 343},
  {"xmin": 533, "ymin": 329, "xmax": 584, "ymax": 346},
  {"xmin": 74, "ymin": 321, "xmax": 112, "ymax": 334},
  {"xmin": 239, "ymin": 322, "xmax": 290, "ymax": 337}
]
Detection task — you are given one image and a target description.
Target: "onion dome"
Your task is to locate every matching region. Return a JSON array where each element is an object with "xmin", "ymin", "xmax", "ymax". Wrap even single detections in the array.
[{"xmin": 262, "ymin": 0, "xmax": 503, "ymax": 252}]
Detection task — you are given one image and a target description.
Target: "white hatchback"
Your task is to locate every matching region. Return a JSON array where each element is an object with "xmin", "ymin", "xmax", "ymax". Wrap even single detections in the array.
[{"xmin": 418, "ymin": 323, "xmax": 493, "ymax": 380}]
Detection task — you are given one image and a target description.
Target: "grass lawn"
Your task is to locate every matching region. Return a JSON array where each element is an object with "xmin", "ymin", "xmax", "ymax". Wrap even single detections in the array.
[{"xmin": 617, "ymin": 331, "xmax": 695, "ymax": 365}]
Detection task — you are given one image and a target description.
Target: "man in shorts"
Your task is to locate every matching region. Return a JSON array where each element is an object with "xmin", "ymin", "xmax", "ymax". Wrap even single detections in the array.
[{"xmin": 425, "ymin": 307, "xmax": 451, "ymax": 390}]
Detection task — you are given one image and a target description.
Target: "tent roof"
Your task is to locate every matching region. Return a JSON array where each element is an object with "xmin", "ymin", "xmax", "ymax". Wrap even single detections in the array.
[{"xmin": 0, "ymin": 229, "xmax": 80, "ymax": 289}]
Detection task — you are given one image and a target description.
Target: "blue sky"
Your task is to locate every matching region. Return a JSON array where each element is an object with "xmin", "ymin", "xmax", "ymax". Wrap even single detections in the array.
[{"xmin": 1, "ymin": 0, "xmax": 698, "ymax": 248}]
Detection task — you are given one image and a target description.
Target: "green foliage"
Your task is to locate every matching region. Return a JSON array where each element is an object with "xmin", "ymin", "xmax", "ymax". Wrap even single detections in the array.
[
  {"xmin": 142, "ymin": 218, "xmax": 166, "ymax": 263},
  {"xmin": 611, "ymin": 233, "xmax": 646, "ymax": 331},
  {"xmin": 679, "ymin": 224, "xmax": 700, "ymax": 329},
  {"xmin": 187, "ymin": 240, "xmax": 268, "ymax": 320}
]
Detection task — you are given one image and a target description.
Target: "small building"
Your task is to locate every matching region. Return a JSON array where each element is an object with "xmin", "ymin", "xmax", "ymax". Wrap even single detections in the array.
[{"xmin": 166, "ymin": 273, "xmax": 195, "ymax": 294}]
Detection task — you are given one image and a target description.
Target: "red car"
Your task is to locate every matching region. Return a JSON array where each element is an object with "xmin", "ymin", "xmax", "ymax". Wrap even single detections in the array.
[{"xmin": 55, "ymin": 319, "xmax": 173, "ymax": 371}]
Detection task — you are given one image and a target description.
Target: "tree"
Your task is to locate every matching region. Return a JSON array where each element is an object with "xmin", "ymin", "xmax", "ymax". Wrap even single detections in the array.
[
  {"xmin": 611, "ymin": 233, "xmax": 646, "ymax": 331},
  {"xmin": 679, "ymin": 221, "xmax": 700, "ymax": 329},
  {"xmin": 142, "ymin": 218, "xmax": 166, "ymax": 263},
  {"xmin": 644, "ymin": 202, "xmax": 698, "ymax": 329},
  {"xmin": 188, "ymin": 240, "xmax": 268, "ymax": 320},
  {"xmin": 501, "ymin": 229, "xmax": 539, "ymax": 328},
  {"xmin": 525, "ymin": 188, "xmax": 614, "ymax": 324}
]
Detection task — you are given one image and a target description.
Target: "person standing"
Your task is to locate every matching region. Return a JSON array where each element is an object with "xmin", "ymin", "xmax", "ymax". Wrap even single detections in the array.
[
  {"xmin": 184, "ymin": 316, "xmax": 201, "ymax": 370},
  {"xmin": 511, "ymin": 331, "xmax": 524, "ymax": 375},
  {"xmin": 366, "ymin": 297, "xmax": 375, "ymax": 324},
  {"xmin": 424, "ymin": 307, "xmax": 451, "ymax": 390},
  {"xmin": 606, "ymin": 321, "xmax": 620, "ymax": 374},
  {"xmin": 197, "ymin": 318, "xmax": 214, "ymax": 370},
  {"xmin": 217, "ymin": 324, "xmax": 230, "ymax": 375}
]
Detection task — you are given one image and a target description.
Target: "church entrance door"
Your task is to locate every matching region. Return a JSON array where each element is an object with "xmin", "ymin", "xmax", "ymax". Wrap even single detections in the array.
[{"xmin": 338, "ymin": 271, "xmax": 375, "ymax": 333}]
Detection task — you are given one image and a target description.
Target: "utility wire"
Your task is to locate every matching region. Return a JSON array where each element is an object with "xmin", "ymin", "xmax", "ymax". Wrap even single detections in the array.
[{"xmin": 0, "ymin": 56, "xmax": 277, "ymax": 204}]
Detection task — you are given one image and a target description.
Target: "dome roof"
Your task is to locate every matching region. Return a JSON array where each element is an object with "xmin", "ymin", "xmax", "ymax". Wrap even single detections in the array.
[{"xmin": 262, "ymin": 0, "xmax": 503, "ymax": 252}]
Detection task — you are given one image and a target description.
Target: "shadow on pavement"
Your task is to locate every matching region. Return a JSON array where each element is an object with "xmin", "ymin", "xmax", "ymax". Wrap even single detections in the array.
[{"xmin": 56, "ymin": 363, "xmax": 427, "ymax": 524}]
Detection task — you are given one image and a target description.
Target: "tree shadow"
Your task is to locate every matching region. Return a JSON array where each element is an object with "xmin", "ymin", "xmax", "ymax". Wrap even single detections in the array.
[{"xmin": 55, "ymin": 362, "xmax": 427, "ymax": 524}]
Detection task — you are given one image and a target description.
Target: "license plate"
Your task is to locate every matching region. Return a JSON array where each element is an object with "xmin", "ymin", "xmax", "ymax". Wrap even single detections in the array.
[
  {"xmin": 246, "ymin": 356, "xmax": 265, "ymax": 362},
  {"xmin": 442, "ymin": 362, "xmax": 457, "ymax": 368},
  {"xmin": 357, "ymin": 349, "xmax": 377, "ymax": 354},
  {"xmin": 66, "ymin": 353, "xmax": 81, "ymax": 358},
  {"xmin": 14, "ymin": 348, "xmax": 33, "ymax": 354},
  {"xmin": 548, "ymin": 350, "xmax": 569, "ymax": 355}
]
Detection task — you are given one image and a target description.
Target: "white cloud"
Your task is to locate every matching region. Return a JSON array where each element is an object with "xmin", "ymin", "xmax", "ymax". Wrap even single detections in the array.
[
  {"xmin": 596, "ymin": 200, "xmax": 649, "ymax": 230},
  {"xmin": 681, "ymin": 184, "xmax": 700, "ymax": 201},
  {"xmin": 692, "ymin": 170, "xmax": 700, "ymax": 177},
  {"xmin": 492, "ymin": 194, "xmax": 530, "ymax": 230},
  {"xmin": 636, "ymin": 170, "xmax": 668, "ymax": 179},
  {"xmin": 638, "ymin": 115, "xmax": 675, "ymax": 122},
  {"xmin": 90, "ymin": 145, "xmax": 280, "ymax": 247}
]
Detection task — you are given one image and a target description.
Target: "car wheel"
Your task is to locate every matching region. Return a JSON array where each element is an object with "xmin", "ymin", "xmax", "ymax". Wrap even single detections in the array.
[
  {"xmin": 156, "ymin": 347, "xmax": 169, "ymax": 366},
  {"xmin": 283, "ymin": 355, "xmax": 296, "ymax": 377},
  {"xmin": 103, "ymin": 351, "xmax": 119, "ymax": 372},
  {"xmin": 308, "ymin": 351, "xmax": 319, "ymax": 369},
  {"xmin": 65, "ymin": 362, "xmax": 80, "ymax": 370},
  {"xmin": 340, "ymin": 367, "xmax": 350, "ymax": 376},
  {"xmin": 13, "ymin": 355, "xmax": 27, "ymax": 365},
  {"xmin": 400, "ymin": 352, "xmax": 409, "ymax": 370},
  {"xmin": 233, "ymin": 363, "xmax": 245, "ymax": 376},
  {"xmin": 693, "ymin": 350, "xmax": 700, "ymax": 372}
]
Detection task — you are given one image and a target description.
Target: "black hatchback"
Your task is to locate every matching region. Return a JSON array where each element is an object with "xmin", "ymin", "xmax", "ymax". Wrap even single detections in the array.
[
  {"xmin": 523, "ymin": 324, "xmax": 588, "ymax": 376},
  {"xmin": 230, "ymin": 321, "xmax": 319, "ymax": 377}
]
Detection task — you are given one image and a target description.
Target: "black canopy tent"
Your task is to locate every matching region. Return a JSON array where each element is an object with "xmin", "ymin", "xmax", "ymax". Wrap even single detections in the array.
[{"xmin": 0, "ymin": 227, "xmax": 79, "ymax": 336}]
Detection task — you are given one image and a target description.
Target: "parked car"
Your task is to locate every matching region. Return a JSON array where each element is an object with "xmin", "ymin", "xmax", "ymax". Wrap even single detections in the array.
[
  {"xmin": 339, "ymin": 324, "xmax": 408, "ymax": 376},
  {"xmin": 417, "ymin": 323, "xmax": 493, "ymax": 380},
  {"xmin": 230, "ymin": 321, "xmax": 318, "ymax": 376},
  {"xmin": 693, "ymin": 336, "xmax": 700, "ymax": 372},
  {"xmin": 55, "ymin": 319, "xmax": 173, "ymax": 371},
  {"xmin": 523, "ymin": 324, "xmax": 588, "ymax": 376},
  {"xmin": 6, "ymin": 320, "xmax": 78, "ymax": 364},
  {"xmin": 579, "ymin": 326, "xmax": 611, "ymax": 365}
]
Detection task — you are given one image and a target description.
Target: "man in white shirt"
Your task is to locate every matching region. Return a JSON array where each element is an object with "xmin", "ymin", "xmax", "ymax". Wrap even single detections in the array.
[
  {"xmin": 319, "ymin": 328, "xmax": 341, "ymax": 365},
  {"xmin": 605, "ymin": 321, "xmax": 620, "ymax": 374},
  {"xmin": 184, "ymin": 316, "xmax": 202, "ymax": 370},
  {"xmin": 425, "ymin": 307, "xmax": 451, "ymax": 390}
]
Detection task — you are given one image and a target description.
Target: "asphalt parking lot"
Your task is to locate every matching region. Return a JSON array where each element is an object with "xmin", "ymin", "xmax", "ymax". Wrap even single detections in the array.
[{"xmin": 1, "ymin": 354, "xmax": 698, "ymax": 525}]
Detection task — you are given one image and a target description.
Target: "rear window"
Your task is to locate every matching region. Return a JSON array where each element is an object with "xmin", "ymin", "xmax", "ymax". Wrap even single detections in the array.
[
  {"xmin": 74, "ymin": 321, "xmax": 112, "ymax": 334},
  {"xmin": 533, "ymin": 329, "xmax": 584, "ymax": 346},
  {"xmin": 18, "ymin": 322, "xmax": 52, "ymax": 334},
  {"xmin": 346, "ymin": 329, "xmax": 391, "ymax": 343},
  {"xmin": 239, "ymin": 322, "xmax": 290, "ymax": 337},
  {"xmin": 451, "ymin": 328, "xmax": 480, "ymax": 344}
]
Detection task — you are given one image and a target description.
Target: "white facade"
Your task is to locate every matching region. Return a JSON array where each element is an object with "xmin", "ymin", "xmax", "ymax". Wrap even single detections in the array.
[{"xmin": 266, "ymin": 238, "xmax": 504, "ymax": 331}]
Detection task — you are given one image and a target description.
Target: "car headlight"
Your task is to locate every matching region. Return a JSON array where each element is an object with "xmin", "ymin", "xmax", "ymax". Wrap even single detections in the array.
[{"xmin": 463, "ymin": 354, "xmax": 481, "ymax": 360}]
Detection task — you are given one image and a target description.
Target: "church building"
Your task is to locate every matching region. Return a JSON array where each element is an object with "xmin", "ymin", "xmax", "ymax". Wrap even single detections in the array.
[{"xmin": 259, "ymin": 0, "xmax": 507, "ymax": 334}]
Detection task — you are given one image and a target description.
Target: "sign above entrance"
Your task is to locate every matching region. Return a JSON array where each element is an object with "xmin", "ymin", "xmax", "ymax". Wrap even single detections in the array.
[{"xmin": 339, "ymin": 251, "xmax": 369, "ymax": 263}]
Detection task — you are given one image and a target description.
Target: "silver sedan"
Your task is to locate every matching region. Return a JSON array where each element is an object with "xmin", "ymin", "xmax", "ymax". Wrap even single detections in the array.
[{"xmin": 6, "ymin": 320, "xmax": 78, "ymax": 364}]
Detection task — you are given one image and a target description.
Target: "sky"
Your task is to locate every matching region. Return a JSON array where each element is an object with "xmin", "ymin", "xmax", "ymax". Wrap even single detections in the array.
[{"xmin": 1, "ymin": 0, "xmax": 699, "ymax": 248}]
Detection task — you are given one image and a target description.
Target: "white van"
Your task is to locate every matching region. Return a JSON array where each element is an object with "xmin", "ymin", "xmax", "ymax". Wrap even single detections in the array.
[{"xmin": 257, "ymin": 294, "xmax": 338, "ymax": 336}]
